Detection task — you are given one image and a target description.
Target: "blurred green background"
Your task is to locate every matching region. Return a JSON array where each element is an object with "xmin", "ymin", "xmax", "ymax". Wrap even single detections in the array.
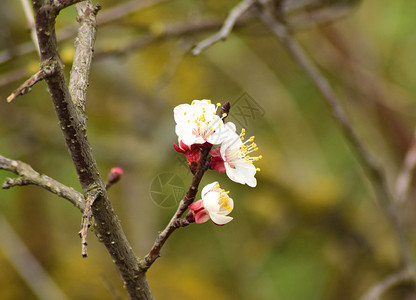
[{"xmin": 1, "ymin": 0, "xmax": 416, "ymax": 299}]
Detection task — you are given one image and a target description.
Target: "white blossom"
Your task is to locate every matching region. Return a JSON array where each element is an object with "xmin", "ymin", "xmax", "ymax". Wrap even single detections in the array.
[
  {"xmin": 188, "ymin": 182, "xmax": 234, "ymax": 225},
  {"xmin": 220, "ymin": 123, "xmax": 262, "ymax": 187},
  {"xmin": 174, "ymin": 100, "xmax": 229, "ymax": 146}
]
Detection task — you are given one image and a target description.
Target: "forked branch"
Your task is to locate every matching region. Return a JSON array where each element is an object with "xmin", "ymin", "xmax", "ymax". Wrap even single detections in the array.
[
  {"xmin": 192, "ymin": 0, "xmax": 256, "ymax": 55},
  {"xmin": 0, "ymin": 155, "xmax": 85, "ymax": 211},
  {"xmin": 30, "ymin": 0, "xmax": 153, "ymax": 298}
]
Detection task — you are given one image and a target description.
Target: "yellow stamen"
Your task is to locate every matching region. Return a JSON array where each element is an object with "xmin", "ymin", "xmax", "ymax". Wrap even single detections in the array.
[{"xmin": 218, "ymin": 193, "xmax": 232, "ymax": 211}]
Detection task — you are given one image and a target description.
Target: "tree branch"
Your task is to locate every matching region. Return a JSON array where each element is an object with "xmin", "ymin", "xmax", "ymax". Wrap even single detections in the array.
[
  {"xmin": 94, "ymin": 18, "xmax": 240, "ymax": 59},
  {"xmin": 0, "ymin": 155, "xmax": 85, "ymax": 211},
  {"xmin": 31, "ymin": 1, "xmax": 153, "ymax": 298},
  {"xmin": 257, "ymin": 6, "xmax": 414, "ymax": 270},
  {"xmin": 358, "ymin": 268, "xmax": 416, "ymax": 300},
  {"xmin": 140, "ymin": 147, "xmax": 211, "ymax": 270},
  {"xmin": 192, "ymin": 0, "xmax": 255, "ymax": 55},
  {"xmin": 0, "ymin": 214, "xmax": 70, "ymax": 300},
  {"xmin": 69, "ymin": 1, "xmax": 100, "ymax": 113},
  {"xmin": 6, "ymin": 63, "xmax": 56, "ymax": 102}
]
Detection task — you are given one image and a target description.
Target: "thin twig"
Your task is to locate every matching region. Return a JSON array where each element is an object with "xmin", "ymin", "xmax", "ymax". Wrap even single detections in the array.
[
  {"xmin": 6, "ymin": 63, "xmax": 56, "ymax": 103},
  {"xmin": 0, "ymin": 155, "xmax": 85, "ymax": 211},
  {"xmin": 80, "ymin": 189, "xmax": 100, "ymax": 257},
  {"xmin": 19, "ymin": 0, "xmax": 40, "ymax": 55},
  {"xmin": 396, "ymin": 128, "xmax": 416, "ymax": 203},
  {"xmin": 358, "ymin": 268, "xmax": 415, "ymax": 300},
  {"xmin": 257, "ymin": 6, "xmax": 414, "ymax": 270},
  {"xmin": 94, "ymin": 18, "xmax": 236, "ymax": 59},
  {"xmin": 192, "ymin": 0, "xmax": 255, "ymax": 55},
  {"xmin": 140, "ymin": 147, "xmax": 210, "ymax": 270},
  {"xmin": 0, "ymin": 214, "xmax": 70, "ymax": 300}
]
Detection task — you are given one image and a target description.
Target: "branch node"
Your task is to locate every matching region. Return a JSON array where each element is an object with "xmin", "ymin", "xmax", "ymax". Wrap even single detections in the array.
[{"xmin": 192, "ymin": 0, "xmax": 255, "ymax": 55}]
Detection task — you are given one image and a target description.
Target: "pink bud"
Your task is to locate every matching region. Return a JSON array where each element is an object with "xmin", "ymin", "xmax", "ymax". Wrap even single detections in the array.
[{"xmin": 106, "ymin": 167, "xmax": 124, "ymax": 188}]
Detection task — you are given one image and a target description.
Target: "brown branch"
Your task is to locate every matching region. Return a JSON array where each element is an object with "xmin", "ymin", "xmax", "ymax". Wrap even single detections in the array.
[
  {"xmin": 257, "ymin": 6, "xmax": 414, "ymax": 270},
  {"xmin": 358, "ymin": 267, "xmax": 416, "ymax": 300},
  {"xmin": 6, "ymin": 63, "xmax": 56, "ymax": 102},
  {"xmin": 0, "ymin": 155, "xmax": 85, "ymax": 211},
  {"xmin": 140, "ymin": 147, "xmax": 211, "ymax": 271},
  {"xmin": 71, "ymin": 0, "xmax": 100, "ymax": 259},
  {"xmin": 192, "ymin": 0, "xmax": 256, "ymax": 55},
  {"xmin": 31, "ymin": 1, "xmax": 153, "ymax": 298}
]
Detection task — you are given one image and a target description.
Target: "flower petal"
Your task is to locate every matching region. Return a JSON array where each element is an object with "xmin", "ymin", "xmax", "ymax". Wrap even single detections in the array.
[
  {"xmin": 244, "ymin": 171, "xmax": 257, "ymax": 187},
  {"xmin": 203, "ymin": 192, "xmax": 222, "ymax": 212},
  {"xmin": 209, "ymin": 213, "xmax": 233, "ymax": 225},
  {"xmin": 173, "ymin": 104, "xmax": 190, "ymax": 124},
  {"xmin": 201, "ymin": 182, "xmax": 218, "ymax": 197},
  {"xmin": 224, "ymin": 164, "xmax": 246, "ymax": 185},
  {"xmin": 239, "ymin": 163, "xmax": 257, "ymax": 187}
]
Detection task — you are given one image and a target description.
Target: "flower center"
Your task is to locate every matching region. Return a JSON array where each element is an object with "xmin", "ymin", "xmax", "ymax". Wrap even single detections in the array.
[
  {"xmin": 186, "ymin": 102, "xmax": 225, "ymax": 140},
  {"xmin": 226, "ymin": 129, "xmax": 262, "ymax": 171},
  {"xmin": 218, "ymin": 190, "xmax": 232, "ymax": 212}
]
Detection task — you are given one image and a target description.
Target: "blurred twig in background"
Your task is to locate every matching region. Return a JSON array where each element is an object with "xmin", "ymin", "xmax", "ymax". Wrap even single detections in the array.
[{"xmin": 0, "ymin": 214, "xmax": 70, "ymax": 300}]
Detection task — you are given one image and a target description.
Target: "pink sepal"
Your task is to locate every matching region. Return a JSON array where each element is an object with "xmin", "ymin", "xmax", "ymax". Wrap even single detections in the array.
[
  {"xmin": 210, "ymin": 148, "xmax": 225, "ymax": 173},
  {"xmin": 189, "ymin": 199, "xmax": 204, "ymax": 211},
  {"xmin": 195, "ymin": 211, "xmax": 210, "ymax": 224},
  {"xmin": 173, "ymin": 142, "xmax": 185, "ymax": 153}
]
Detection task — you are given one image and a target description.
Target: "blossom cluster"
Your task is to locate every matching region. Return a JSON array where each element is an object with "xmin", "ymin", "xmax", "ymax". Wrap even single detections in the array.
[{"xmin": 173, "ymin": 100, "xmax": 262, "ymax": 225}]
